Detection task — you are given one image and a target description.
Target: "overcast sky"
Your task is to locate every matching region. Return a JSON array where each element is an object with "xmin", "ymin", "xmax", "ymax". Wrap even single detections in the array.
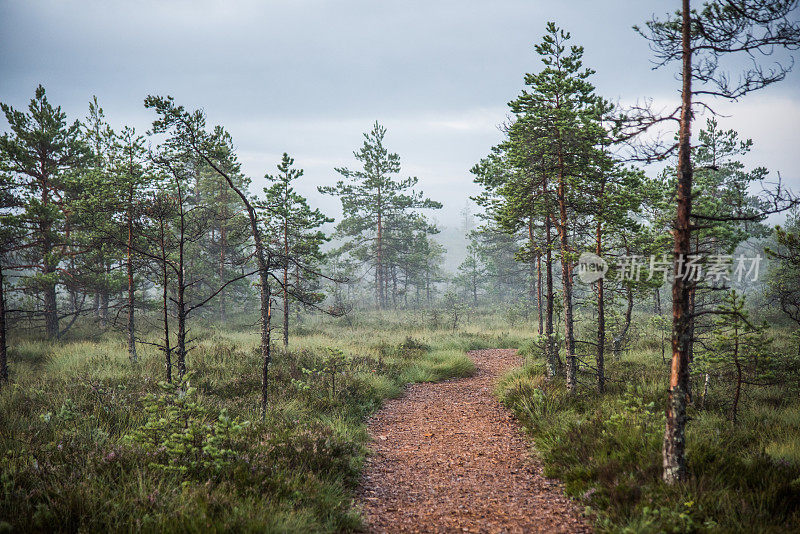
[{"xmin": 2, "ymin": 0, "xmax": 799, "ymax": 232}]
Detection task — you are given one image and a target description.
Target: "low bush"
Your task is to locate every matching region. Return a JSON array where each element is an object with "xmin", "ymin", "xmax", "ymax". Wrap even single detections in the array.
[
  {"xmin": 0, "ymin": 313, "xmax": 489, "ymax": 532},
  {"xmin": 498, "ymin": 353, "xmax": 800, "ymax": 532}
]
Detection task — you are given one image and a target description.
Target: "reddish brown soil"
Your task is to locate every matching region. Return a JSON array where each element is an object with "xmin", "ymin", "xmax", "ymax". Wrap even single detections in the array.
[{"xmin": 358, "ymin": 348, "xmax": 591, "ymax": 533}]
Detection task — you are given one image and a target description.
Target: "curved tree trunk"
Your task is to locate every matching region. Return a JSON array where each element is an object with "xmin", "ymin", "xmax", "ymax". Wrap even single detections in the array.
[{"xmin": 613, "ymin": 287, "xmax": 634, "ymax": 356}]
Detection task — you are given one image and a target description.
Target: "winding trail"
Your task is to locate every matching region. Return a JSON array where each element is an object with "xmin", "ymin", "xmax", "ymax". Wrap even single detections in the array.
[{"xmin": 358, "ymin": 348, "xmax": 591, "ymax": 533}]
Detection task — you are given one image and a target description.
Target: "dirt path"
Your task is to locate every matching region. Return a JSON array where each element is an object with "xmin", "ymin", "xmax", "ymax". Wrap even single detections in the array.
[{"xmin": 358, "ymin": 348, "xmax": 591, "ymax": 533}]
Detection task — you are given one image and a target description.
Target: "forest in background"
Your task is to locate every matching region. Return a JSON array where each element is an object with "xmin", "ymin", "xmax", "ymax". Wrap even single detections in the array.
[{"xmin": 2, "ymin": 1, "xmax": 800, "ymax": 532}]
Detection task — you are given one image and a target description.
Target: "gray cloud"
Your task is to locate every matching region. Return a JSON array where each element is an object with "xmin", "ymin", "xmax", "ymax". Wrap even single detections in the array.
[{"xmin": 1, "ymin": 0, "xmax": 798, "ymax": 231}]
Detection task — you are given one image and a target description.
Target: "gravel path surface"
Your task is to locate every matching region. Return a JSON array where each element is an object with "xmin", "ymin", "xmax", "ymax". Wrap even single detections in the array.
[{"xmin": 358, "ymin": 348, "xmax": 591, "ymax": 533}]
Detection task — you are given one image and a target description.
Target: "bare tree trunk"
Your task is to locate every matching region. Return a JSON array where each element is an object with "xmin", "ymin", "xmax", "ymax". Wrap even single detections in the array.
[
  {"xmin": 126, "ymin": 189, "xmax": 138, "ymax": 363},
  {"xmin": 556, "ymin": 157, "xmax": 576, "ymax": 391},
  {"xmin": 159, "ymin": 216, "xmax": 172, "ymax": 383},
  {"xmin": 283, "ymin": 220, "xmax": 289, "ymax": 348},
  {"xmin": 0, "ymin": 264, "xmax": 8, "ymax": 385},
  {"xmin": 219, "ymin": 221, "xmax": 227, "ymax": 323},
  {"xmin": 528, "ymin": 218, "xmax": 537, "ymax": 311},
  {"xmin": 545, "ymin": 215, "xmax": 556, "ymax": 377},
  {"xmin": 426, "ymin": 266, "xmax": 431, "ymax": 307},
  {"xmin": 732, "ymin": 326, "xmax": 742, "ymax": 424},
  {"xmin": 613, "ymin": 287, "xmax": 634, "ymax": 356},
  {"xmin": 176, "ymin": 191, "xmax": 188, "ymax": 379},
  {"xmin": 258, "ymin": 255, "xmax": 272, "ymax": 418},
  {"xmin": 43, "ymin": 230, "xmax": 59, "ymax": 339},
  {"xmin": 391, "ymin": 266, "xmax": 398, "ymax": 309},
  {"xmin": 537, "ymin": 253, "xmax": 543, "ymax": 337},
  {"xmin": 43, "ymin": 283, "xmax": 58, "ymax": 337},
  {"xmin": 654, "ymin": 287, "xmax": 662, "ymax": 315},
  {"xmin": 596, "ymin": 223, "xmax": 605, "ymax": 394},
  {"xmin": 196, "ymin": 153, "xmax": 273, "ymax": 418},
  {"xmin": 100, "ymin": 260, "xmax": 110, "ymax": 327},
  {"xmin": 663, "ymin": 0, "xmax": 693, "ymax": 484},
  {"xmin": 176, "ymin": 278, "xmax": 187, "ymax": 377},
  {"xmin": 376, "ymin": 199, "xmax": 385, "ymax": 309}
]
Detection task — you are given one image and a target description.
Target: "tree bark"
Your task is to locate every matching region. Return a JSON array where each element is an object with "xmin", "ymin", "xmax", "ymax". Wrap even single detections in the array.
[
  {"xmin": 613, "ymin": 287, "xmax": 634, "ymax": 356},
  {"xmin": 663, "ymin": 0, "xmax": 693, "ymax": 484},
  {"xmin": 219, "ymin": 219, "xmax": 227, "ymax": 323},
  {"xmin": 391, "ymin": 265, "xmax": 397, "ymax": 308},
  {"xmin": 376, "ymin": 193, "xmax": 385, "ymax": 309},
  {"xmin": 545, "ymin": 214, "xmax": 556, "ymax": 377},
  {"xmin": 126, "ymin": 186, "xmax": 137, "ymax": 363},
  {"xmin": 556, "ymin": 154, "xmax": 577, "ymax": 391},
  {"xmin": 42, "ymin": 230, "xmax": 59, "ymax": 339},
  {"xmin": 528, "ymin": 218, "xmax": 537, "ymax": 311},
  {"xmin": 260, "ymin": 270, "xmax": 272, "ymax": 418},
  {"xmin": 100, "ymin": 260, "xmax": 110, "ymax": 327},
  {"xmin": 176, "ymin": 190, "xmax": 187, "ymax": 379},
  {"xmin": 732, "ymin": 324, "xmax": 741, "ymax": 424},
  {"xmin": 537, "ymin": 252, "xmax": 543, "ymax": 337},
  {"xmin": 596, "ymin": 179, "xmax": 606, "ymax": 393},
  {"xmin": 159, "ymin": 215, "xmax": 172, "ymax": 383},
  {"xmin": 0, "ymin": 264, "xmax": 8, "ymax": 385},
  {"xmin": 425, "ymin": 265, "xmax": 431, "ymax": 306},
  {"xmin": 283, "ymin": 214, "xmax": 289, "ymax": 348}
]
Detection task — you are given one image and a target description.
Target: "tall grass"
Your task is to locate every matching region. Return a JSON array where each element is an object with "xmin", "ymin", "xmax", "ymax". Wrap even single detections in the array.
[
  {"xmin": 0, "ymin": 310, "xmax": 523, "ymax": 532},
  {"xmin": 497, "ymin": 323, "xmax": 800, "ymax": 533}
]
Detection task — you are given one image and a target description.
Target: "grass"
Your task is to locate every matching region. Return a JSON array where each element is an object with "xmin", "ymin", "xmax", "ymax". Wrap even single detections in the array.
[
  {"xmin": 496, "ymin": 321, "xmax": 800, "ymax": 533},
  {"xmin": 0, "ymin": 309, "xmax": 519, "ymax": 533},
  {"xmin": 6, "ymin": 307, "xmax": 799, "ymax": 532}
]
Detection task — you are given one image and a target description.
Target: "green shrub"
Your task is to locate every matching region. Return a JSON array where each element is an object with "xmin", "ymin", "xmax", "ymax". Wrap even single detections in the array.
[
  {"xmin": 123, "ymin": 375, "xmax": 249, "ymax": 478},
  {"xmin": 497, "ymin": 352, "xmax": 800, "ymax": 532}
]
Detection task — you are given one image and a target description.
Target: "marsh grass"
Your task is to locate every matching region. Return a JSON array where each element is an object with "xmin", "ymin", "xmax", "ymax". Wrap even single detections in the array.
[
  {"xmin": 497, "ymin": 322, "xmax": 800, "ymax": 533},
  {"xmin": 8, "ymin": 307, "xmax": 796, "ymax": 532},
  {"xmin": 0, "ymin": 309, "xmax": 521, "ymax": 533}
]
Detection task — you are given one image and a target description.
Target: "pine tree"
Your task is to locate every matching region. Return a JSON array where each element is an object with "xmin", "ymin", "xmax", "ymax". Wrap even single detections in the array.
[
  {"xmin": 456, "ymin": 238, "xmax": 485, "ymax": 306},
  {"xmin": 112, "ymin": 126, "xmax": 149, "ymax": 362},
  {"xmin": 81, "ymin": 97, "xmax": 117, "ymax": 326},
  {"xmin": 260, "ymin": 153, "xmax": 332, "ymax": 347},
  {"xmin": 319, "ymin": 122, "xmax": 441, "ymax": 309},
  {"xmin": 0, "ymin": 85, "xmax": 89, "ymax": 338},
  {"xmin": 479, "ymin": 23, "xmax": 611, "ymax": 387},
  {"xmin": 766, "ymin": 210, "xmax": 800, "ymax": 355},
  {"xmin": 636, "ymin": 0, "xmax": 800, "ymax": 483},
  {"xmin": 696, "ymin": 290, "xmax": 774, "ymax": 424},
  {"xmin": 0, "ymin": 167, "xmax": 27, "ymax": 385}
]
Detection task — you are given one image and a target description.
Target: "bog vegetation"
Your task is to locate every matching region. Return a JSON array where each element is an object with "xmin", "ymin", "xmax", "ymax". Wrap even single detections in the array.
[{"xmin": 2, "ymin": 2, "xmax": 800, "ymax": 532}]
